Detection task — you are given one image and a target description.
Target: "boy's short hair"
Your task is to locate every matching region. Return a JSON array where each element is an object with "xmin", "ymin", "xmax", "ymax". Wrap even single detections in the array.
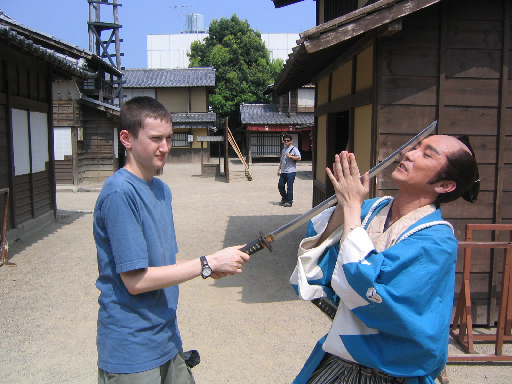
[
  {"xmin": 119, "ymin": 96, "xmax": 172, "ymax": 138},
  {"xmin": 282, "ymin": 134, "xmax": 292, "ymax": 141}
]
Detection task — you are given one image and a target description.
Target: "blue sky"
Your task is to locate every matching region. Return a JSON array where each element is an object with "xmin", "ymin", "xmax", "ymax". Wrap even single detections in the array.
[{"xmin": 1, "ymin": 0, "xmax": 316, "ymax": 69}]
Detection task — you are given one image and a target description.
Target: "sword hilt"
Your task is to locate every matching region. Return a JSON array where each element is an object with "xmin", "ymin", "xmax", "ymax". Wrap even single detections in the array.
[
  {"xmin": 240, "ymin": 232, "xmax": 273, "ymax": 255},
  {"xmin": 311, "ymin": 297, "xmax": 338, "ymax": 320}
]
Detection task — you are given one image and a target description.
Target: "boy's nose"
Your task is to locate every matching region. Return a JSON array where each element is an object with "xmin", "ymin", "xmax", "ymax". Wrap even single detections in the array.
[{"xmin": 160, "ymin": 140, "xmax": 170, "ymax": 153}]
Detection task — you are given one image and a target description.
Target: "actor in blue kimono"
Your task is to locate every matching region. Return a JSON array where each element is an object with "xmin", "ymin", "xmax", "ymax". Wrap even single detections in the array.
[{"xmin": 290, "ymin": 135, "xmax": 479, "ymax": 384}]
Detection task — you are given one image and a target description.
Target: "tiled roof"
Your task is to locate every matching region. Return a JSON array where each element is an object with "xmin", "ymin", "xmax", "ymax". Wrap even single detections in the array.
[
  {"xmin": 122, "ymin": 68, "xmax": 216, "ymax": 87},
  {"xmin": 240, "ymin": 104, "xmax": 314, "ymax": 125}
]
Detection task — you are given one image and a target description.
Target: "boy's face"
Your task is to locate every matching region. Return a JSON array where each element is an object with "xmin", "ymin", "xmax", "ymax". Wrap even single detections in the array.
[{"xmin": 121, "ymin": 117, "xmax": 173, "ymax": 181}]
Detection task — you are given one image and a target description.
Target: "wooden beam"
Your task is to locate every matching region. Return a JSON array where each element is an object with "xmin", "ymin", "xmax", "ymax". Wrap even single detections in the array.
[
  {"xmin": 315, "ymin": 88, "xmax": 373, "ymax": 117},
  {"xmin": 312, "ymin": 32, "xmax": 375, "ymax": 84},
  {"xmin": 302, "ymin": 0, "xmax": 405, "ymax": 39},
  {"xmin": 379, "ymin": 18, "xmax": 403, "ymax": 37},
  {"xmin": 496, "ymin": 0, "xmax": 510, "ymax": 225},
  {"xmin": 10, "ymin": 96, "xmax": 49, "ymax": 113},
  {"xmin": 47, "ymin": 68, "xmax": 57, "ymax": 215},
  {"xmin": 371, "ymin": 37, "xmax": 379, "ymax": 197},
  {"xmin": 4, "ymin": 62, "xmax": 17, "ymax": 229},
  {"xmin": 304, "ymin": 0, "xmax": 441, "ymax": 53},
  {"xmin": 436, "ymin": 1, "xmax": 447, "ymax": 134}
]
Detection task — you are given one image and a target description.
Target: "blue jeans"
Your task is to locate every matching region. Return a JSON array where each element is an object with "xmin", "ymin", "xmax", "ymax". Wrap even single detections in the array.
[{"xmin": 278, "ymin": 172, "xmax": 296, "ymax": 203}]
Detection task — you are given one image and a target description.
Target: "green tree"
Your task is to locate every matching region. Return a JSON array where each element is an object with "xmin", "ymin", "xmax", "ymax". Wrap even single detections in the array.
[{"xmin": 188, "ymin": 14, "xmax": 284, "ymax": 126}]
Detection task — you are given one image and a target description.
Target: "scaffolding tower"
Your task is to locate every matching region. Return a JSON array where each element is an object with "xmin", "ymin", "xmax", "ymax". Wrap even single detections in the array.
[{"xmin": 88, "ymin": 0, "xmax": 124, "ymax": 104}]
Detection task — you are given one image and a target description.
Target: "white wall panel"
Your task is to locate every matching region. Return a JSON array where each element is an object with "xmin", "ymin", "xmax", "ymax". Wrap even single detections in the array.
[
  {"xmin": 53, "ymin": 127, "xmax": 72, "ymax": 161},
  {"xmin": 12, "ymin": 109, "xmax": 30, "ymax": 176},
  {"xmin": 30, "ymin": 112, "xmax": 49, "ymax": 172}
]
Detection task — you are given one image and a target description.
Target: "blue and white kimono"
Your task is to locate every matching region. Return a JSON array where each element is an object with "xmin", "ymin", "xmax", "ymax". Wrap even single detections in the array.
[{"xmin": 290, "ymin": 197, "xmax": 458, "ymax": 384}]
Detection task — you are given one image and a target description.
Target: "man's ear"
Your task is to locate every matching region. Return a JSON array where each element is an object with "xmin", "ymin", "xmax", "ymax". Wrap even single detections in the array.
[
  {"xmin": 119, "ymin": 130, "xmax": 132, "ymax": 149},
  {"xmin": 434, "ymin": 180, "xmax": 456, "ymax": 195}
]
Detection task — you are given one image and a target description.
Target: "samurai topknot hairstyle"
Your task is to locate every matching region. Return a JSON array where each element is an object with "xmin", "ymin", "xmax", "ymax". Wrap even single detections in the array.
[
  {"xmin": 428, "ymin": 135, "xmax": 480, "ymax": 206},
  {"xmin": 119, "ymin": 96, "xmax": 172, "ymax": 138}
]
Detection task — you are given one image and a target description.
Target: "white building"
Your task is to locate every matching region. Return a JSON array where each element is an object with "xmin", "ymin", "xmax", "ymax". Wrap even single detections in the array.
[{"xmin": 147, "ymin": 32, "xmax": 299, "ymax": 69}]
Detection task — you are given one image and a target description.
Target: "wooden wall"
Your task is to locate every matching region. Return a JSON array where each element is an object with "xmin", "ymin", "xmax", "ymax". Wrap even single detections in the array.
[
  {"xmin": 0, "ymin": 42, "xmax": 55, "ymax": 236},
  {"xmin": 375, "ymin": 0, "xmax": 510, "ymax": 324},
  {"xmin": 78, "ymin": 104, "xmax": 117, "ymax": 183},
  {"xmin": 53, "ymin": 100, "xmax": 79, "ymax": 184},
  {"xmin": 167, "ymin": 148, "xmax": 208, "ymax": 164}
]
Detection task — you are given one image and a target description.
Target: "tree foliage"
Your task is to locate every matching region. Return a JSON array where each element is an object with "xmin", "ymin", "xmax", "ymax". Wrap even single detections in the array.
[{"xmin": 188, "ymin": 14, "xmax": 284, "ymax": 125}]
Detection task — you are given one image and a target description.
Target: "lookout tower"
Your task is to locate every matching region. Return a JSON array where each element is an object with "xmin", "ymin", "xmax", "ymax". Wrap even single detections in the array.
[{"xmin": 87, "ymin": 0, "xmax": 123, "ymax": 104}]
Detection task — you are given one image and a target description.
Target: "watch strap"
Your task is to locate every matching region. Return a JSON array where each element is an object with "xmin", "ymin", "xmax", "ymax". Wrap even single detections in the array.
[{"xmin": 200, "ymin": 256, "xmax": 212, "ymax": 279}]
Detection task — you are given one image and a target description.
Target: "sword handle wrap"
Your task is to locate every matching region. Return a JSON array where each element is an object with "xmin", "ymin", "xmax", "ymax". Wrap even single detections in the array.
[
  {"xmin": 240, "ymin": 232, "xmax": 273, "ymax": 255},
  {"xmin": 311, "ymin": 297, "xmax": 338, "ymax": 320}
]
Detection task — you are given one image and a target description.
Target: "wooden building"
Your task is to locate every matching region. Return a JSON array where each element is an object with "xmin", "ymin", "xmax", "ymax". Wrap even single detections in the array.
[
  {"xmin": 271, "ymin": 0, "xmax": 512, "ymax": 325},
  {"xmin": 122, "ymin": 68, "xmax": 217, "ymax": 163},
  {"xmin": 239, "ymin": 94, "xmax": 314, "ymax": 163},
  {"xmin": 0, "ymin": 12, "xmax": 121, "ymax": 241},
  {"xmin": 53, "ymin": 82, "xmax": 120, "ymax": 185}
]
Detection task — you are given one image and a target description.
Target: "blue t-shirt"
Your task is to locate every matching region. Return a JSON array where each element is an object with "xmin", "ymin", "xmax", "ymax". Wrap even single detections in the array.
[{"xmin": 94, "ymin": 169, "xmax": 181, "ymax": 374}]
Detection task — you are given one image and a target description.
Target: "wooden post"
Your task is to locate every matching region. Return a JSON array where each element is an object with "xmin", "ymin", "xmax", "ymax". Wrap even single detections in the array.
[
  {"xmin": 200, "ymin": 141, "xmax": 204, "ymax": 175},
  {"xmin": 224, "ymin": 118, "xmax": 229, "ymax": 182},
  {"xmin": 0, "ymin": 188, "xmax": 14, "ymax": 267}
]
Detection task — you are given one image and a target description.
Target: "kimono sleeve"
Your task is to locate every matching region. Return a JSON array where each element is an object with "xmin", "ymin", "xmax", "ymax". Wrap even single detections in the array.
[{"xmin": 290, "ymin": 207, "xmax": 342, "ymax": 302}]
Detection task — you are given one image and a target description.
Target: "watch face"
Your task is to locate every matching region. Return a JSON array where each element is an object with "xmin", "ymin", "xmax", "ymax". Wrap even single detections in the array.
[{"xmin": 202, "ymin": 266, "xmax": 212, "ymax": 278}]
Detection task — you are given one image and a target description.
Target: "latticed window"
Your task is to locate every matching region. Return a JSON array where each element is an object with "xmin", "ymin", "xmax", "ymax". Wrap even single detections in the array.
[
  {"xmin": 171, "ymin": 133, "xmax": 189, "ymax": 147},
  {"xmin": 250, "ymin": 133, "xmax": 282, "ymax": 157}
]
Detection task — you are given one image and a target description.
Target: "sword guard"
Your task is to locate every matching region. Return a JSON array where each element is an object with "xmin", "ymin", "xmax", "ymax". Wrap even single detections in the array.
[{"xmin": 241, "ymin": 232, "xmax": 273, "ymax": 255}]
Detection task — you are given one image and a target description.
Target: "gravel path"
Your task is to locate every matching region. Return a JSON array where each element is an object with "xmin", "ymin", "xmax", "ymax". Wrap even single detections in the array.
[{"xmin": 0, "ymin": 159, "xmax": 510, "ymax": 383}]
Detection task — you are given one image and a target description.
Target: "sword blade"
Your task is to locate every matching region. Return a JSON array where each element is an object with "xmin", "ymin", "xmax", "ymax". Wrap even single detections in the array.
[{"xmin": 240, "ymin": 121, "xmax": 437, "ymax": 255}]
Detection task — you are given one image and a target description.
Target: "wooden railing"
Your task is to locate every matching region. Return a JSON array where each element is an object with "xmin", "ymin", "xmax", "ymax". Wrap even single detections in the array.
[{"xmin": 449, "ymin": 224, "xmax": 512, "ymax": 362}]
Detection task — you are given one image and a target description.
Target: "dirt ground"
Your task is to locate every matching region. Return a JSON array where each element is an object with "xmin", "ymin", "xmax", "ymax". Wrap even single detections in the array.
[{"xmin": 0, "ymin": 159, "xmax": 510, "ymax": 383}]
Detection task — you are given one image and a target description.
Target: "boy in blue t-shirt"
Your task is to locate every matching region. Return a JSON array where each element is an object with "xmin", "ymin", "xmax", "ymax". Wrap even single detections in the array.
[{"xmin": 94, "ymin": 96, "xmax": 250, "ymax": 383}]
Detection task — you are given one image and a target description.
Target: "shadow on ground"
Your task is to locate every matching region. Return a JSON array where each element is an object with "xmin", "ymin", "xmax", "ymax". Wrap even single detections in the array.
[
  {"xmin": 214, "ymin": 214, "xmax": 308, "ymax": 304},
  {"xmin": 3, "ymin": 211, "xmax": 89, "ymax": 264}
]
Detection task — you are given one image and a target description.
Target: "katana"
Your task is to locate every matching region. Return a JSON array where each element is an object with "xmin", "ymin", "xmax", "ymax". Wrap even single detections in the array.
[
  {"xmin": 240, "ymin": 120, "xmax": 438, "ymax": 319},
  {"xmin": 240, "ymin": 121, "xmax": 437, "ymax": 257}
]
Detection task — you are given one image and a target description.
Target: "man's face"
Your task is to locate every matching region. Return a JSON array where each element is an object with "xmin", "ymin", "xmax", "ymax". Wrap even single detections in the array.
[
  {"xmin": 128, "ymin": 117, "xmax": 173, "ymax": 178},
  {"xmin": 283, "ymin": 137, "xmax": 292, "ymax": 147},
  {"xmin": 391, "ymin": 135, "xmax": 462, "ymax": 194}
]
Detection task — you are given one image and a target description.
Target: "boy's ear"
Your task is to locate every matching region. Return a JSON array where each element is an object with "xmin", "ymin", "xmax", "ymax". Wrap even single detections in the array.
[
  {"xmin": 119, "ymin": 130, "xmax": 132, "ymax": 149},
  {"xmin": 434, "ymin": 180, "xmax": 456, "ymax": 195}
]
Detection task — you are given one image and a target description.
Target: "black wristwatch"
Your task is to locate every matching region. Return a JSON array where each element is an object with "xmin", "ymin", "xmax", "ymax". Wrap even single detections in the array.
[{"xmin": 200, "ymin": 256, "xmax": 212, "ymax": 279}]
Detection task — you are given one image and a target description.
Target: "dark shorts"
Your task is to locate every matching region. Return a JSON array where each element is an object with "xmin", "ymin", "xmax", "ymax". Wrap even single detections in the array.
[{"xmin": 98, "ymin": 350, "xmax": 195, "ymax": 384}]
